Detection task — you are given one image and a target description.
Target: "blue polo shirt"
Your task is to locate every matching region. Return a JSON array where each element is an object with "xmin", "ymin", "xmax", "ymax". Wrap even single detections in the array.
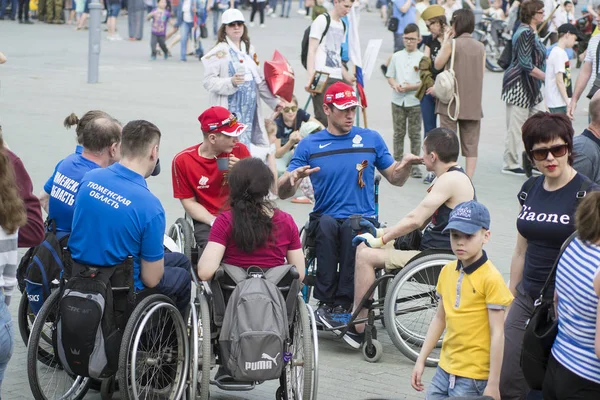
[
  {"xmin": 47, "ymin": 153, "xmax": 100, "ymax": 233},
  {"xmin": 68, "ymin": 163, "xmax": 165, "ymax": 291},
  {"xmin": 44, "ymin": 145, "xmax": 84, "ymax": 194},
  {"xmin": 287, "ymin": 127, "xmax": 394, "ymax": 219}
]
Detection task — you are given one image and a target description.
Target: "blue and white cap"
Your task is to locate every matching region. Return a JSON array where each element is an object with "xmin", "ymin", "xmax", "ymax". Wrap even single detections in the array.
[{"xmin": 442, "ymin": 200, "xmax": 491, "ymax": 235}]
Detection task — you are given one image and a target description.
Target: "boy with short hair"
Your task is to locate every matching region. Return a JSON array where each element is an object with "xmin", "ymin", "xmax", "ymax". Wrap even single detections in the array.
[
  {"xmin": 545, "ymin": 23, "xmax": 584, "ymax": 114},
  {"xmin": 411, "ymin": 200, "xmax": 513, "ymax": 399},
  {"xmin": 386, "ymin": 23, "xmax": 423, "ymax": 178}
]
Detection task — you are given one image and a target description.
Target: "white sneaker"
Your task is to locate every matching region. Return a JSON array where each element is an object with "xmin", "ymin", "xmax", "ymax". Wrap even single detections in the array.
[
  {"xmin": 249, "ymin": 22, "xmax": 254, "ymax": 27},
  {"xmin": 107, "ymin": 35, "xmax": 116, "ymax": 41},
  {"xmin": 304, "ymin": 15, "xmax": 311, "ymax": 19},
  {"xmin": 113, "ymin": 34, "xmax": 123, "ymax": 41},
  {"xmin": 266, "ymin": 8, "xmax": 273, "ymax": 15},
  {"xmin": 270, "ymin": 13, "xmax": 277, "ymax": 18},
  {"xmin": 296, "ymin": 9, "xmax": 305, "ymax": 14},
  {"xmin": 260, "ymin": 23, "xmax": 265, "ymax": 28}
]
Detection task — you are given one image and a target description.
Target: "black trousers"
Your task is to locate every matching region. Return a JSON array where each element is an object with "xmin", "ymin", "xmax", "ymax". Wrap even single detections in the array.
[
  {"xmin": 542, "ymin": 354, "xmax": 600, "ymax": 400},
  {"xmin": 151, "ymin": 34, "xmax": 169, "ymax": 57},
  {"xmin": 18, "ymin": 0, "xmax": 29, "ymax": 21},
  {"xmin": 250, "ymin": 0, "xmax": 265, "ymax": 24}
]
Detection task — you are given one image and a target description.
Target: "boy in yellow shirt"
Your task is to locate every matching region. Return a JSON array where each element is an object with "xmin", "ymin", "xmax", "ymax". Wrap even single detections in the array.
[{"xmin": 411, "ymin": 200, "xmax": 513, "ymax": 400}]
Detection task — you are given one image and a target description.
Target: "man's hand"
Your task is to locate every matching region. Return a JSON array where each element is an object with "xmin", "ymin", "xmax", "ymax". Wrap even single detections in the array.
[
  {"xmin": 290, "ymin": 165, "xmax": 320, "ymax": 185},
  {"xmin": 343, "ymin": 68, "xmax": 357, "ymax": 85},
  {"xmin": 567, "ymin": 98, "xmax": 577, "ymax": 119},
  {"xmin": 483, "ymin": 384, "xmax": 501, "ymax": 400},
  {"xmin": 399, "ymin": 153, "xmax": 423, "ymax": 168},
  {"xmin": 394, "ymin": 83, "xmax": 405, "ymax": 93},
  {"xmin": 229, "ymin": 154, "xmax": 240, "ymax": 169},
  {"xmin": 358, "ymin": 219, "xmax": 384, "ymax": 238},
  {"xmin": 410, "ymin": 361, "xmax": 426, "ymax": 391},
  {"xmin": 352, "ymin": 233, "xmax": 384, "ymax": 248}
]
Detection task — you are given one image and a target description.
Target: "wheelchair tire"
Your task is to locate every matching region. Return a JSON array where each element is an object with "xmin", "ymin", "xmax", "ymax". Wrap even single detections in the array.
[
  {"xmin": 283, "ymin": 296, "xmax": 314, "ymax": 400},
  {"xmin": 384, "ymin": 253, "xmax": 454, "ymax": 367},
  {"xmin": 18, "ymin": 292, "xmax": 33, "ymax": 346},
  {"xmin": 27, "ymin": 290, "xmax": 91, "ymax": 400},
  {"xmin": 117, "ymin": 294, "xmax": 189, "ymax": 400},
  {"xmin": 198, "ymin": 293, "xmax": 211, "ymax": 400},
  {"xmin": 100, "ymin": 376, "xmax": 116, "ymax": 400},
  {"xmin": 167, "ymin": 217, "xmax": 194, "ymax": 261},
  {"xmin": 362, "ymin": 339, "xmax": 383, "ymax": 363}
]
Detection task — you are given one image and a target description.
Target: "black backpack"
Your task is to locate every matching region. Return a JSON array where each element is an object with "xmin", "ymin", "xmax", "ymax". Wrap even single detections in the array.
[
  {"xmin": 17, "ymin": 221, "xmax": 65, "ymax": 315},
  {"xmin": 300, "ymin": 13, "xmax": 346, "ymax": 70}
]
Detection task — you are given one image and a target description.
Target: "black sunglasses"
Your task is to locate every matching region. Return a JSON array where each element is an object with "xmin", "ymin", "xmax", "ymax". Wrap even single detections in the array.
[
  {"xmin": 529, "ymin": 144, "xmax": 568, "ymax": 161},
  {"xmin": 227, "ymin": 21, "xmax": 244, "ymax": 27}
]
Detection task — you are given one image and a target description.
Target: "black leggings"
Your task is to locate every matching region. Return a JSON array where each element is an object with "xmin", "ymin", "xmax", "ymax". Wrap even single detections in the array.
[
  {"xmin": 250, "ymin": 1, "xmax": 265, "ymax": 24},
  {"xmin": 18, "ymin": 0, "xmax": 30, "ymax": 21},
  {"xmin": 543, "ymin": 354, "xmax": 600, "ymax": 400}
]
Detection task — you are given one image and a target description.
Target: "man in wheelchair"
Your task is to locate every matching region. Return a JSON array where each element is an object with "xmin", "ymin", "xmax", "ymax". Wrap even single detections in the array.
[
  {"xmin": 348, "ymin": 128, "xmax": 476, "ymax": 348},
  {"xmin": 277, "ymin": 82, "xmax": 422, "ymax": 328},
  {"xmin": 171, "ymin": 106, "xmax": 251, "ymax": 258},
  {"xmin": 68, "ymin": 120, "xmax": 191, "ymax": 315}
]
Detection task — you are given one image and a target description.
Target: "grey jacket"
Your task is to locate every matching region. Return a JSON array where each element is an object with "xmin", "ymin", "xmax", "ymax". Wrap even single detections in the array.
[{"xmin": 573, "ymin": 129, "xmax": 600, "ymax": 184}]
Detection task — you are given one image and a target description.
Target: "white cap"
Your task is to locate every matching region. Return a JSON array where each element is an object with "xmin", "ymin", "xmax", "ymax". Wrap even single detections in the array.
[{"xmin": 221, "ymin": 9, "xmax": 245, "ymax": 25}]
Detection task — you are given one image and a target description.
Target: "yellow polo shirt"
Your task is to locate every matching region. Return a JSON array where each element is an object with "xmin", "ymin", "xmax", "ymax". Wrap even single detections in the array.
[{"xmin": 436, "ymin": 252, "xmax": 513, "ymax": 380}]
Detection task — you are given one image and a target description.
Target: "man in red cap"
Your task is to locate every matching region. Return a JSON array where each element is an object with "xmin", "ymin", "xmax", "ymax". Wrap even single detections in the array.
[
  {"xmin": 278, "ymin": 82, "xmax": 422, "ymax": 329},
  {"xmin": 171, "ymin": 106, "xmax": 251, "ymax": 258}
]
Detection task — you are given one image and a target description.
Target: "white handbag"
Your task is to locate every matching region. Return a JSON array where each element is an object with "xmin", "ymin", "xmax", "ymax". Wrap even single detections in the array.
[{"xmin": 433, "ymin": 39, "xmax": 460, "ymax": 121}]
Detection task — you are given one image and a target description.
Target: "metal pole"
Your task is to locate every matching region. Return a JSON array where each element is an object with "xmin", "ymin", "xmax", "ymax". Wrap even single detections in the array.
[
  {"xmin": 88, "ymin": 0, "xmax": 102, "ymax": 83},
  {"xmin": 473, "ymin": 0, "xmax": 483, "ymax": 24}
]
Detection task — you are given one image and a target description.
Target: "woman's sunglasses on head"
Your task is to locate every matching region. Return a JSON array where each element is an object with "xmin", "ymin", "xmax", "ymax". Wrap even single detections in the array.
[{"xmin": 529, "ymin": 144, "xmax": 568, "ymax": 161}]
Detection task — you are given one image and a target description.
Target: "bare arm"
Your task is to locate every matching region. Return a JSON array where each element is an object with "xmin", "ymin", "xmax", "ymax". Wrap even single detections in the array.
[
  {"xmin": 555, "ymin": 71, "xmax": 570, "ymax": 106},
  {"xmin": 275, "ymin": 134, "xmax": 300, "ymax": 159},
  {"xmin": 197, "ymin": 241, "xmax": 226, "ymax": 280},
  {"xmin": 483, "ymin": 309, "xmax": 506, "ymax": 400},
  {"xmin": 529, "ymin": 67, "xmax": 545, "ymax": 80},
  {"xmin": 141, "ymin": 258, "xmax": 165, "ymax": 288},
  {"xmin": 306, "ymin": 37, "xmax": 320, "ymax": 88},
  {"xmin": 399, "ymin": 0, "xmax": 411, "ymax": 14},
  {"xmin": 286, "ymin": 248, "xmax": 305, "ymax": 282},
  {"xmin": 39, "ymin": 190, "xmax": 50, "ymax": 214},
  {"xmin": 0, "ymin": 52, "xmax": 6, "ymax": 64},
  {"xmin": 434, "ymin": 39, "xmax": 452, "ymax": 71},
  {"xmin": 180, "ymin": 198, "xmax": 215, "ymax": 226},
  {"xmin": 277, "ymin": 166, "xmax": 320, "ymax": 199},
  {"xmin": 380, "ymin": 154, "xmax": 423, "ymax": 187},
  {"xmin": 568, "ymin": 61, "xmax": 592, "ymax": 118},
  {"xmin": 509, "ymin": 233, "xmax": 528, "ymax": 297}
]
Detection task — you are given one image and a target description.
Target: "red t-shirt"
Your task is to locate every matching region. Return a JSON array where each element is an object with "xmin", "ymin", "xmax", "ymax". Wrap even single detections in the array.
[
  {"xmin": 171, "ymin": 143, "xmax": 251, "ymax": 216},
  {"xmin": 209, "ymin": 209, "xmax": 302, "ymax": 268}
]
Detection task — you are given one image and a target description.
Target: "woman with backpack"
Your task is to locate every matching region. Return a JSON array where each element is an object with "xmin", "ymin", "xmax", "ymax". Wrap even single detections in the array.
[
  {"xmin": 0, "ymin": 134, "xmax": 27, "ymax": 395},
  {"xmin": 197, "ymin": 157, "xmax": 305, "ymax": 281},
  {"xmin": 201, "ymin": 8, "xmax": 282, "ymax": 154},
  {"xmin": 499, "ymin": 112, "xmax": 600, "ymax": 400}
]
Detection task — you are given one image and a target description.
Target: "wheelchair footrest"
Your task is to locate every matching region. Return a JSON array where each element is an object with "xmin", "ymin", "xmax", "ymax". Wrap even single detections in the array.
[{"xmin": 211, "ymin": 368, "xmax": 256, "ymax": 391}]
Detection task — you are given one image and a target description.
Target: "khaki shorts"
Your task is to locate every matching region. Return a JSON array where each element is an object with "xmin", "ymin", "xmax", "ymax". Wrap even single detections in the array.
[{"xmin": 383, "ymin": 241, "xmax": 421, "ymax": 271}]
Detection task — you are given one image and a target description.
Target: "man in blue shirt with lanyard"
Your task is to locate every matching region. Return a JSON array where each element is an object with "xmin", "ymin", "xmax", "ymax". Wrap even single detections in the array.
[
  {"xmin": 69, "ymin": 120, "xmax": 191, "ymax": 314},
  {"xmin": 278, "ymin": 81, "xmax": 422, "ymax": 327}
]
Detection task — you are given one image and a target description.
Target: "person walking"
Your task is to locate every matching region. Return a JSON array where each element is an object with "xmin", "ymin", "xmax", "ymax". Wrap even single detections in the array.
[
  {"xmin": 501, "ymin": 0, "xmax": 546, "ymax": 176},
  {"xmin": 202, "ymin": 9, "xmax": 282, "ymax": 152},
  {"xmin": 249, "ymin": 0, "xmax": 266, "ymax": 26},
  {"xmin": 128, "ymin": 0, "xmax": 145, "ymax": 40},
  {"xmin": 434, "ymin": 8, "xmax": 484, "ymax": 178},
  {"xmin": 499, "ymin": 112, "xmax": 600, "ymax": 400},
  {"xmin": 17, "ymin": 0, "xmax": 32, "ymax": 23},
  {"xmin": 208, "ymin": 0, "xmax": 230, "ymax": 37},
  {"xmin": 148, "ymin": 0, "xmax": 171, "ymax": 59}
]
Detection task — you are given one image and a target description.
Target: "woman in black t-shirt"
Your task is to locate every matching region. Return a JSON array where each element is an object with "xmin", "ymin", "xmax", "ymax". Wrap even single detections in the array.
[{"xmin": 499, "ymin": 112, "xmax": 600, "ymax": 400}]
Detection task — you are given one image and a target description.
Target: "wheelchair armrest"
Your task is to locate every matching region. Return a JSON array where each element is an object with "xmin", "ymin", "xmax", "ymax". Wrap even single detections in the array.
[
  {"xmin": 202, "ymin": 281, "xmax": 213, "ymax": 298},
  {"xmin": 288, "ymin": 265, "xmax": 300, "ymax": 280}
]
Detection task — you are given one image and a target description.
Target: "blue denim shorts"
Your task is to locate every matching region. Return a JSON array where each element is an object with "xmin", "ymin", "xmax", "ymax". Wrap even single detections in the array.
[
  {"xmin": 108, "ymin": 3, "xmax": 121, "ymax": 17},
  {"xmin": 0, "ymin": 293, "xmax": 14, "ymax": 386},
  {"xmin": 426, "ymin": 366, "xmax": 488, "ymax": 400}
]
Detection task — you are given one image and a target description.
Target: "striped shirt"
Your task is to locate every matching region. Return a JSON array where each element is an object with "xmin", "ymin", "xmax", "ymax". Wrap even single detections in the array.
[
  {"xmin": 0, "ymin": 227, "xmax": 18, "ymax": 304},
  {"xmin": 584, "ymin": 34, "xmax": 600, "ymax": 99},
  {"xmin": 552, "ymin": 237, "xmax": 600, "ymax": 384}
]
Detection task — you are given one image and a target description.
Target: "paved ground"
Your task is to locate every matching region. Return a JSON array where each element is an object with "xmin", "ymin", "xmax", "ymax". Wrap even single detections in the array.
[{"xmin": 0, "ymin": 6, "xmax": 592, "ymax": 400}]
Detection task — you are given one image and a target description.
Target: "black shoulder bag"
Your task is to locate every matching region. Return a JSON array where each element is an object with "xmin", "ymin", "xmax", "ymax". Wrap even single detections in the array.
[{"xmin": 587, "ymin": 39, "xmax": 600, "ymax": 99}]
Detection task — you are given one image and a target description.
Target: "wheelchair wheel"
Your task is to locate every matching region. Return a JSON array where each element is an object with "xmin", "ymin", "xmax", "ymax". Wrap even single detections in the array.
[
  {"xmin": 281, "ymin": 296, "xmax": 314, "ymax": 400},
  {"xmin": 384, "ymin": 253, "xmax": 454, "ymax": 367},
  {"xmin": 197, "ymin": 293, "xmax": 211, "ymax": 400},
  {"xmin": 27, "ymin": 290, "xmax": 91, "ymax": 400},
  {"xmin": 118, "ymin": 294, "xmax": 189, "ymax": 400},
  {"xmin": 167, "ymin": 217, "xmax": 194, "ymax": 261},
  {"xmin": 18, "ymin": 292, "xmax": 34, "ymax": 345}
]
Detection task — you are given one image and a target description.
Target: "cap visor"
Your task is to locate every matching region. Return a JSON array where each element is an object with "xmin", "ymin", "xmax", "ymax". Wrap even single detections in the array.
[
  {"xmin": 442, "ymin": 221, "xmax": 484, "ymax": 235},
  {"xmin": 218, "ymin": 122, "xmax": 247, "ymax": 137},
  {"xmin": 333, "ymin": 101, "xmax": 361, "ymax": 110}
]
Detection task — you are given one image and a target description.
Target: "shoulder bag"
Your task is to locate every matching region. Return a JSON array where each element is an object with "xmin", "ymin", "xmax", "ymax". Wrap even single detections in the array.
[
  {"xmin": 433, "ymin": 39, "xmax": 460, "ymax": 121},
  {"xmin": 587, "ymin": 39, "xmax": 600, "ymax": 99},
  {"xmin": 520, "ymin": 231, "xmax": 578, "ymax": 390}
]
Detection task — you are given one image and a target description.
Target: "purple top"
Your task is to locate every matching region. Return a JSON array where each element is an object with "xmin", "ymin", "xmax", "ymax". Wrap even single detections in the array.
[{"xmin": 151, "ymin": 9, "xmax": 171, "ymax": 36}]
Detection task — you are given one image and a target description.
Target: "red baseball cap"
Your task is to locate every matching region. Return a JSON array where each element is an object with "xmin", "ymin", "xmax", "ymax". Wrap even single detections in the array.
[
  {"xmin": 198, "ymin": 106, "xmax": 247, "ymax": 137},
  {"xmin": 323, "ymin": 82, "xmax": 360, "ymax": 110}
]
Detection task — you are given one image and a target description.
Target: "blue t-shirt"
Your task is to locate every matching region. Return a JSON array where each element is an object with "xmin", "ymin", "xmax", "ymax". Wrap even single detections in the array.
[
  {"xmin": 68, "ymin": 163, "xmax": 165, "ymax": 291},
  {"xmin": 516, "ymin": 173, "xmax": 599, "ymax": 298},
  {"xmin": 287, "ymin": 127, "xmax": 394, "ymax": 219},
  {"xmin": 48, "ymin": 153, "xmax": 100, "ymax": 233},
  {"xmin": 393, "ymin": 0, "xmax": 416, "ymax": 35},
  {"xmin": 44, "ymin": 145, "xmax": 84, "ymax": 193}
]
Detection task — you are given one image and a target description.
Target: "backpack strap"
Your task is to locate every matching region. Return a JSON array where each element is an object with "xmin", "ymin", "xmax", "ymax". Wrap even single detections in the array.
[
  {"xmin": 220, "ymin": 263, "xmax": 250, "ymax": 284},
  {"xmin": 576, "ymin": 178, "xmax": 592, "ymax": 203},
  {"xmin": 319, "ymin": 13, "xmax": 331, "ymax": 45},
  {"xmin": 518, "ymin": 176, "xmax": 539, "ymax": 203},
  {"xmin": 449, "ymin": 39, "xmax": 456, "ymax": 72}
]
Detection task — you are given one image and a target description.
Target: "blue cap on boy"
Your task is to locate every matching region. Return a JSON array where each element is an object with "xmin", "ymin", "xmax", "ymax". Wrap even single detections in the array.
[{"xmin": 442, "ymin": 200, "xmax": 491, "ymax": 235}]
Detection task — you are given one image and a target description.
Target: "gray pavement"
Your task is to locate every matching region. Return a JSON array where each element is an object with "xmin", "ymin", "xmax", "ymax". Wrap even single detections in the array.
[{"xmin": 0, "ymin": 7, "xmax": 592, "ymax": 400}]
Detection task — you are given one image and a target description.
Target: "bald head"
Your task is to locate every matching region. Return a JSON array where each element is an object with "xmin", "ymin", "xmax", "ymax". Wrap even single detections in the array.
[{"xmin": 81, "ymin": 117, "xmax": 122, "ymax": 153}]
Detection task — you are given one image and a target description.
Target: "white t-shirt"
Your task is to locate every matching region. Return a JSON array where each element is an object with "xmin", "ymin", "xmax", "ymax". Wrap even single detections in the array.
[
  {"xmin": 309, "ymin": 14, "xmax": 345, "ymax": 80},
  {"xmin": 182, "ymin": 0, "xmax": 193, "ymax": 23},
  {"xmin": 585, "ymin": 34, "xmax": 600, "ymax": 96},
  {"xmin": 545, "ymin": 46, "xmax": 570, "ymax": 108}
]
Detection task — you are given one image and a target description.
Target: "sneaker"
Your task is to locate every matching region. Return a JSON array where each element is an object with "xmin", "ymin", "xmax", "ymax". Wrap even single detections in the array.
[
  {"xmin": 150, "ymin": 55, "xmax": 157, "ymax": 61},
  {"xmin": 304, "ymin": 15, "xmax": 311, "ymax": 19},
  {"xmin": 423, "ymin": 171, "xmax": 435, "ymax": 185},
  {"xmin": 260, "ymin": 23, "xmax": 265, "ymax": 28},
  {"xmin": 342, "ymin": 327, "xmax": 364, "ymax": 349},
  {"xmin": 410, "ymin": 166, "xmax": 423, "ymax": 179},
  {"xmin": 297, "ymin": 8, "xmax": 305, "ymax": 14},
  {"xmin": 318, "ymin": 310, "xmax": 344, "ymax": 335},
  {"xmin": 164, "ymin": 52, "xmax": 169, "ymax": 60},
  {"xmin": 24, "ymin": 20, "xmax": 34, "ymax": 24},
  {"xmin": 314, "ymin": 302, "xmax": 333, "ymax": 322},
  {"xmin": 270, "ymin": 13, "xmax": 277, "ymax": 17},
  {"xmin": 266, "ymin": 8, "xmax": 273, "ymax": 15},
  {"xmin": 291, "ymin": 196, "xmax": 312, "ymax": 204},
  {"xmin": 501, "ymin": 167, "xmax": 526, "ymax": 176}
]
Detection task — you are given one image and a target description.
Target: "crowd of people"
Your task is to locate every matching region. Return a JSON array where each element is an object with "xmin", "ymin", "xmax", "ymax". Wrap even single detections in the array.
[{"xmin": 4, "ymin": 0, "xmax": 600, "ymax": 399}]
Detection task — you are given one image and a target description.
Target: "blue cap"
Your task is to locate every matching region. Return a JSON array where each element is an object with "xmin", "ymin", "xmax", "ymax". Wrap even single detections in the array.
[{"xmin": 442, "ymin": 200, "xmax": 491, "ymax": 235}]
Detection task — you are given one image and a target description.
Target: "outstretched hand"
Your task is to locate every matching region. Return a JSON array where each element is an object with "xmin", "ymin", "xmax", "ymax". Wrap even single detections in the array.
[{"xmin": 290, "ymin": 165, "xmax": 320, "ymax": 186}]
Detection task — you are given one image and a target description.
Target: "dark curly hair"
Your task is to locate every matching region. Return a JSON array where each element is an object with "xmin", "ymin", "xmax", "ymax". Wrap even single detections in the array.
[{"xmin": 228, "ymin": 157, "xmax": 276, "ymax": 253}]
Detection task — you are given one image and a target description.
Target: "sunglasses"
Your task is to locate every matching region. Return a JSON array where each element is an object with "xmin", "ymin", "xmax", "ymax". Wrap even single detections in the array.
[
  {"xmin": 283, "ymin": 106, "xmax": 298, "ymax": 113},
  {"xmin": 208, "ymin": 114, "xmax": 238, "ymax": 132},
  {"xmin": 529, "ymin": 144, "xmax": 568, "ymax": 161},
  {"xmin": 404, "ymin": 37, "xmax": 418, "ymax": 42},
  {"xmin": 227, "ymin": 21, "xmax": 244, "ymax": 27},
  {"xmin": 536, "ymin": 10, "xmax": 544, "ymax": 14}
]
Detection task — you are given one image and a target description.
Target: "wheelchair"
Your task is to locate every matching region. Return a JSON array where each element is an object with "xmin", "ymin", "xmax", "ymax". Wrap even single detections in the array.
[
  {"xmin": 187, "ymin": 264, "xmax": 319, "ymax": 400},
  {"xmin": 26, "ymin": 253, "xmax": 190, "ymax": 400},
  {"xmin": 167, "ymin": 214, "xmax": 197, "ymax": 265}
]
